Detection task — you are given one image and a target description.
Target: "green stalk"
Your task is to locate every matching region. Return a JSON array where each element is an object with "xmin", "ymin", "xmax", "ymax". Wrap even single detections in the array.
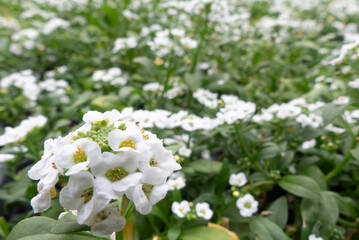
[
  {"xmin": 190, "ymin": 3, "xmax": 211, "ymax": 73},
  {"xmin": 234, "ymin": 123, "xmax": 271, "ymax": 179},
  {"xmin": 116, "ymin": 201, "xmax": 135, "ymax": 240},
  {"xmin": 338, "ymin": 218, "xmax": 358, "ymax": 228},
  {"xmin": 325, "ymin": 131, "xmax": 358, "ymax": 182}
]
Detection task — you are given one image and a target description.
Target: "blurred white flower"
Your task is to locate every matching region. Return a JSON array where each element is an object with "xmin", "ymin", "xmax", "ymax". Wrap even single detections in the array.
[
  {"xmin": 195, "ymin": 202, "xmax": 213, "ymax": 220},
  {"xmin": 0, "ymin": 154, "xmax": 15, "ymax": 163},
  {"xmin": 229, "ymin": 172, "xmax": 248, "ymax": 187},
  {"xmin": 43, "ymin": 18, "xmax": 70, "ymax": 34},
  {"xmin": 308, "ymin": 234, "xmax": 323, "ymax": 240},
  {"xmin": 236, "ymin": 194, "xmax": 258, "ymax": 217},
  {"xmin": 333, "ymin": 96, "xmax": 350, "ymax": 105},
  {"xmin": 302, "ymin": 139, "xmax": 316, "ymax": 149},
  {"xmin": 167, "ymin": 173, "xmax": 186, "ymax": 190},
  {"xmin": 172, "ymin": 200, "xmax": 190, "ymax": 218}
]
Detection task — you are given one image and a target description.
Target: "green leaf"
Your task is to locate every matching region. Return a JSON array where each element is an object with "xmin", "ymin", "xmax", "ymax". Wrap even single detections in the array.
[
  {"xmin": 51, "ymin": 213, "xmax": 89, "ymax": 234},
  {"xmin": 7, "ymin": 217, "xmax": 56, "ymax": 240},
  {"xmin": 149, "ymin": 205, "xmax": 170, "ymax": 226},
  {"xmin": 0, "ymin": 217, "xmax": 9, "ymax": 238},
  {"xmin": 300, "ymin": 165, "xmax": 327, "ymax": 190},
  {"xmin": 267, "ymin": 196, "xmax": 288, "ymax": 229},
  {"xmin": 278, "ymin": 175, "xmax": 322, "ymax": 200},
  {"xmin": 325, "ymin": 191, "xmax": 357, "ymax": 219},
  {"xmin": 184, "ymin": 72, "xmax": 202, "ymax": 91},
  {"xmin": 321, "ymin": 103, "xmax": 348, "ymax": 126},
  {"xmin": 250, "ymin": 217, "xmax": 290, "ymax": 240},
  {"xmin": 180, "ymin": 226, "xmax": 234, "ymax": 240},
  {"xmin": 16, "ymin": 233, "xmax": 101, "ymax": 240},
  {"xmin": 258, "ymin": 142, "xmax": 281, "ymax": 160},
  {"xmin": 133, "ymin": 56, "xmax": 158, "ymax": 77},
  {"xmin": 188, "ymin": 159, "xmax": 222, "ymax": 173},
  {"xmin": 165, "ymin": 144, "xmax": 183, "ymax": 154},
  {"xmin": 168, "ymin": 226, "xmax": 181, "ymax": 240},
  {"xmin": 215, "ymin": 158, "xmax": 229, "ymax": 194},
  {"xmin": 300, "ymin": 191, "xmax": 339, "ymax": 226},
  {"xmin": 92, "ymin": 95, "xmax": 123, "ymax": 110},
  {"xmin": 350, "ymin": 149, "xmax": 359, "ymax": 161}
]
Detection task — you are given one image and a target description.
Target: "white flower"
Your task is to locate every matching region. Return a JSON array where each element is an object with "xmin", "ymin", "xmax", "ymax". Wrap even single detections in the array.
[
  {"xmin": 0, "ymin": 154, "xmax": 15, "ymax": 163},
  {"xmin": 329, "ymin": 37, "xmax": 359, "ymax": 65},
  {"xmin": 108, "ymin": 125, "xmax": 148, "ymax": 154},
  {"xmin": 85, "ymin": 202, "xmax": 126, "ymax": 237},
  {"xmin": 55, "ymin": 138, "xmax": 101, "ymax": 175},
  {"xmin": 126, "ymin": 182, "xmax": 168, "ymax": 215},
  {"xmin": 0, "ymin": 115, "xmax": 47, "ymax": 146},
  {"xmin": 308, "ymin": 234, "xmax": 323, "ymax": 240},
  {"xmin": 29, "ymin": 138, "xmax": 62, "ymax": 213},
  {"xmin": 325, "ymin": 124, "xmax": 345, "ymax": 134},
  {"xmin": 172, "ymin": 200, "xmax": 190, "ymax": 218},
  {"xmin": 178, "ymin": 146, "xmax": 192, "ymax": 157},
  {"xmin": 349, "ymin": 78, "xmax": 359, "ymax": 88},
  {"xmin": 167, "ymin": 174, "xmax": 186, "ymax": 190},
  {"xmin": 138, "ymin": 141, "xmax": 181, "ymax": 184},
  {"xmin": 83, "ymin": 109, "xmax": 121, "ymax": 125},
  {"xmin": 92, "ymin": 152, "xmax": 141, "ymax": 198},
  {"xmin": 58, "ymin": 210, "xmax": 78, "ymax": 219},
  {"xmin": 333, "ymin": 96, "xmax": 350, "ymax": 105},
  {"xmin": 276, "ymin": 104, "xmax": 301, "ymax": 119},
  {"xmin": 193, "ymin": 88, "xmax": 218, "ymax": 109},
  {"xmin": 195, "ymin": 202, "xmax": 213, "ymax": 220},
  {"xmin": 60, "ymin": 171, "xmax": 111, "ymax": 224},
  {"xmin": 229, "ymin": 172, "xmax": 247, "ymax": 187},
  {"xmin": 236, "ymin": 194, "xmax": 258, "ymax": 217},
  {"xmin": 43, "ymin": 18, "xmax": 70, "ymax": 35},
  {"xmin": 302, "ymin": 140, "xmax": 316, "ymax": 149},
  {"xmin": 252, "ymin": 111, "xmax": 273, "ymax": 123},
  {"xmin": 143, "ymin": 82, "xmax": 164, "ymax": 91},
  {"xmin": 296, "ymin": 114, "xmax": 323, "ymax": 128}
]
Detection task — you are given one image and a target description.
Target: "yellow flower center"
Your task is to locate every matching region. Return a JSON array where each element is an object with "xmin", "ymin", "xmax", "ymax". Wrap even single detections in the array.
[
  {"xmin": 105, "ymin": 167, "xmax": 128, "ymax": 183},
  {"xmin": 120, "ymin": 138, "xmax": 136, "ymax": 149},
  {"xmin": 81, "ymin": 187, "xmax": 93, "ymax": 204},
  {"xmin": 73, "ymin": 147, "xmax": 87, "ymax": 164}
]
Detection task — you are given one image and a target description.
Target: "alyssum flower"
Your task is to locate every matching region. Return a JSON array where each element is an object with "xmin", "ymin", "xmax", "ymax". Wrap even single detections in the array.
[{"xmin": 28, "ymin": 109, "xmax": 181, "ymax": 236}]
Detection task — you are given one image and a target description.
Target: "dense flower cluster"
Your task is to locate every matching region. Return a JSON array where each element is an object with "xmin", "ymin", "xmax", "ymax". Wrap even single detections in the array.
[
  {"xmin": 0, "ymin": 115, "xmax": 47, "ymax": 146},
  {"xmin": 28, "ymin": 110, "xmax": 181, "ymax": 236}
]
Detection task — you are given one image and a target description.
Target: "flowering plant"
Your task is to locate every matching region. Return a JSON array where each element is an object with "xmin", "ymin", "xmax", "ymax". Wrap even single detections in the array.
[{"xmin": 28, "ymin": 110, "xmax": 181, "ymax": 237}]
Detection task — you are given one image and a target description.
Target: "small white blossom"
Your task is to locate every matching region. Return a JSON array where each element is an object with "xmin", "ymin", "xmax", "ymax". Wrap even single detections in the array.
[
  {"xmin": 308, "ymin": 234, "xmax": 323, "ymax": 240},
  {"xmin": 302, "ymin": 140, "xmax": 316, "ymax": 149},
  {"xmin": 171, "ymin": 200, "xmax": 191, "ymax": 218},
  {"xmin": 195, "ymin": 202, "xmax": 213, "ymax": 220},
  {"xmin": 229, "ymin": 172, "xmax": 248, "ymax": 187},
  {"xmin": 333, "ymin": 96, "xmax": 350, "ymax": 105},
  {"xmin": 236, "ymin": 194, "xmax": 258, "ymax": 217}
]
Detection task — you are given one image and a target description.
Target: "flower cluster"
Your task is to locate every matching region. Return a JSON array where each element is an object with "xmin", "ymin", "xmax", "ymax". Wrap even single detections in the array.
[
  {"xmin": 0, "ymin": 115, "xmax": 47, "ymax": 146},
  {"xmin": 28, "ymin": 109, "xmax": 181, "ymax": 236},
  {"xmin": 0, "ymin": 70, "xmax": 40, "ymax": 103},
  {"xmin": 92, "ymin": 67, "xmax": 128, "ymax": 86},
  {"xmin": 147, "ymin": 28, "xmax": 197, "ymax": 57},
  {"xmin": 230, "ymin": 172, "xmax": 258, "ymax": 218},
  {"xmin": 171, "ymin": 200, "xmax": 213, "ymax": 220}
]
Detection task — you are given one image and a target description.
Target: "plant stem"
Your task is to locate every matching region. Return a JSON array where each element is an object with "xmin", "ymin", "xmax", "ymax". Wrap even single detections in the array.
[
  {"xmin": 116, "ymin": 201, "xmax": 135, "ymax": 240},
  {"xmin": 234, "ymin": 123, "xmax": 251, "ymax": 158},
  {"xmin": 338, "ymin": 218, "xmax": 357, "ymax": 228},
  {"xmin": 124, "ymin": 201, "xmax": 135, "ymax": 219},
  {"xmin": 326, "ymin": 136, "xmax": 357, "ymax": 182},
  {"xmin": 190, "ymin": 3, "xmax": 211, "ymax": 73}
]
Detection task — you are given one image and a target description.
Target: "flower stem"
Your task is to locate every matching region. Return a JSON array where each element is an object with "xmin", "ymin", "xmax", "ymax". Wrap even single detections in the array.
[
  {"xmin": 326, "ymin": 135, "xmax": 357, "ymax": 182},
  {"xmin": 116, "ymin": 201, "xmax": 135, "ymax": 240},
  {"xmin": 124, "ymin": 201, "xmax": 135, "ymax": 219}
]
